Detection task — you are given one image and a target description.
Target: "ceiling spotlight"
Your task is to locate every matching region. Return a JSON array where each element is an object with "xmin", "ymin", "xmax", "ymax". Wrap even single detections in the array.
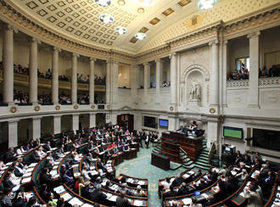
[
  {"xmin": 198, "ymin": 0, "xmax": 217, "ymax": 9},
  {"xmin": 114, "ymin": 26, "xmax": 128, "ymax": 35},
  {"xmin": 94, "ymin": 0, "xmax": 112, "ymax": 7},
  {"xmin": 98, "ymin": 14, "xmax": 114, "ymax": 23},
  {"xmin": 118, "ymin": 0, "xmax": 125, "ymax": 5},
  {"xmin": 137, "ymin": 8, "xmax": 145, "ymax": 14},
  {"xmin": 134, "ymin": 32, "xmax": 146, "ymax": 40}
]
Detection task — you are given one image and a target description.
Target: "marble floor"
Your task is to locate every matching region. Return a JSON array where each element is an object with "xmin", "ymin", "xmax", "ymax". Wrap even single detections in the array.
[{"xmin": 115, "ymin": 145, "xmax": 186, "ymax": 207}]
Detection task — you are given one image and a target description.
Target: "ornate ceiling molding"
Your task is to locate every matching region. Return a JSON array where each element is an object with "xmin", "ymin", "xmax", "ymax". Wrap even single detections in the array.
[{"xmin": 224, "ymin": 5, "xmax": 280, "ymax": 38}]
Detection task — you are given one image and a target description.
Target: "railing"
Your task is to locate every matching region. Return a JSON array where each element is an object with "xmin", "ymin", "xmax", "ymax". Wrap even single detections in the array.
[
  {"xmin": 259, "ymin": 76, "xmax": 280, "ymax": 86},
  {"xmin": 226, "ymin": 79, "xmax": 249, "ymax": 88}
]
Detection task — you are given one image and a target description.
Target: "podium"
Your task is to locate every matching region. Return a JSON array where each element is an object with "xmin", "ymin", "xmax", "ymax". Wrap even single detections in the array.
[{"xmin": 161, "ymin": 131, "xmax": 204, "ymax": 163}]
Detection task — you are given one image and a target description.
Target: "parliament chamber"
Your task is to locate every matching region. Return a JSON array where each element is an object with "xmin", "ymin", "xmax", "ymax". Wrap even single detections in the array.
[{"xmin": 0, "ymin": 0, "xmax": 280, "ymax": 206}]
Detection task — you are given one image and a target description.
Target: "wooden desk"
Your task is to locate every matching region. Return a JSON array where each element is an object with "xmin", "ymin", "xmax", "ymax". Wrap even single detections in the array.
[
  {"xmin": 161, "ymin": 131, "xmax": 204, "ymax": 162},
  {"xmin": 151, "ymin": 152, "xmax": 170, "ymax": 170}
]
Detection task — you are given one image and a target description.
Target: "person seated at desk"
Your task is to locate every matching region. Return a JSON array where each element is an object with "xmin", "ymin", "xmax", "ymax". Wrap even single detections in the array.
[
  {"xmin": 134, "ymin": 185, "xmax": 145, "ymax": 197},
  {"xmin": 176, "ymin": 182, "xmax": 189, "ymax": 196},
  {"xmin": 40, "ymin": 184, "xmax": 50, "ymax": 203},
  {"xmin": 0, "ymin": 160, "xmax": 6, "ymax": 171},
  {"xmin": 31, "ymin": 150, "xmax": 41, "ymax": 162},
  {"xmin": 12, "ymin": 161, "xmax": 25, "ymax": 177},
  {"xmin": 190, "ymin": 197, "xmax": 203, "ymax": 207},
  {"xmin": 1, "ymin": 189, "xmax": 12, "ymax": 207},
  {"xmin": 4, "ymin": 172, "xmax": 20, "ymax": 192},
  {"xmin": 162, "ymin": 185, "xmax": 176, "ymax": 200},
  {"xmin": 43, "ymin": 141, "xmax": 52, "ymax": 152},
  {"xmin": 116, "ymin": 190, "xmax": 130, "ymax": 207},
  {"xmin": 37, "ymin": 147, "xmax": 46, "ymax": 159},
  {"xmin": 191, "ymin": 168, "xmax": 202, "ymax": 180},
  {"xmin": 171, "ymin": 175, "xmax": 183, "ymax": 188},
  {"xmin": 91, "ymin": 184, "xmax": 107, "ymax": 204},
  {"xmin": 16, "ymin": 145, "xmax": 26, "ymax": 156},
  {"xmin": 40, "ymin": 167, "xmax": 53, "ymax": 186},
  {"xmin": 62, "ymin": 170, "xmax": 75, "ymax": 189},
  {"xmin": 4, "ymin": 147, "xmax": 17, "ymax": 163},
  {"xmin": 243, "ymin": 184, "xmax": 263, "ymax": 207},
  {"xmin": 48, "ymin": 193, "xmax": 58, "ymax": 207}
]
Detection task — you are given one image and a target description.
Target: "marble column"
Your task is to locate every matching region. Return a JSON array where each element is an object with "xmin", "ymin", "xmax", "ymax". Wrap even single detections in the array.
[
  {"xmin": 209, "ymin": 40, "xmax": 219, "ymax": 109},
  {"xmin": 29, "ymin": 38, "xmax": 40, "ymax": 104},
  {"xmin": 130, "ymin": 64, "xmax": 138, "ymax": 98},
  {"xmin": 170, "ymin": 53, "xmax": 177, "ymax": 106},
  {"xmin": 8, "ymin": 120, "xmax": 18, "ymax": 148},
  {"xmin": 72, "ymin": 114, "xmax": 79, "ymax": 132},
  {"xmin": 247, "ymin": 32, "xmax": 260, "ymax": 108},
  {"xmin": 53, "ymin": 115, "xmax": 61, "ymax": 134},
  {"xmin": 89, "ymin": 58, "xmax": 96, "ymax": 105},
  {"xmin": 71, "ymin": 53, "xmax": 79, "ymax": 104},
  {"xmin": 222, "ymin": 40, "xmax": 228, "ymax": 108},
  {"xmin": 143, "ymin": 63, "xmax": 150, "ymax": 92},
  {"xmin": 89, "ymin": 113, "xmax": 96, "ymax": 128},
  {"xmin": 111, "ymin": 61, "xmax": 119, "ymax": 107},
  {"xmin": 106, "ymin": 60, "xmax": 111, "ymax": 104},
  {"xmin": 155, "ymin": 59, "xmax": 162, "ymax": 93},
  {"xmin": 32, "ymin": 117, "xmax": 41, "ymax": 139},
  {"xmin": 52, "ymin": 47, "xmax": 60, "ymax": 104},
  {"xmin": 3, "ymin": 25, "xmax": 15, "ymax": 104}
]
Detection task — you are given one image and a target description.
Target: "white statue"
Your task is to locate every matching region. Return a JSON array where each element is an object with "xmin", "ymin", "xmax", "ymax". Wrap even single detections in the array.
[{"xmin": 189, "ymin": 82, "xmax": 201, "ymax": 100}]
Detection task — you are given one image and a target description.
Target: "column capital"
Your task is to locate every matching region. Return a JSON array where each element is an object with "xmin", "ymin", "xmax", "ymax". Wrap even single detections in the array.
[
  {"xmin": 143, "ymin": 62, "xmax": 150, "ymax": 67},
  {"xmin": 209, "ymin": 39, "xmax": 219, "ymax": 46},
  {"xmin": 8, "ymin": 119, "xmax": 19, "ymax": 124},
  {"xmin": 5, "ymin": 24, "xmax": 18, "ymax": 33},
  {"xmin": 31, "ymin": 37, "xmax": 41, "ymax": 44},
  {"xmin": 155, "ymin": 58, "xmax": 162, "ymax": 63},
  {"xmin": 90, "ymin": 57, "xmax": 96, "ymax": 62},
  {"xmin": 106, "ymin": 59, "xmax": 118, "ymax": 64},
  {"xmin": 32, "ymin": 116, "xmax": 42, "ymax": 120},
  {"xmin": 169, "ymin": 52, "xmax": 177, "ymax": 59},
  {"xmin": 72, "ymin": 53, "xmax": 80, "ymax": 58},
  {"xmin": 53, "ymin": 46, "xmax": 61, "ymax": 52},
  {"xmin": 247, "ymin": 31, "xmax": 261, "ymax": 39}
]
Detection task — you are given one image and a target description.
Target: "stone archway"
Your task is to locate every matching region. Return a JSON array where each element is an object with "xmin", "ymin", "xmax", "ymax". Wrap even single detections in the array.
[{"xmin": 180, "ymin": 64, "xmax": 209, "ymax": 108}]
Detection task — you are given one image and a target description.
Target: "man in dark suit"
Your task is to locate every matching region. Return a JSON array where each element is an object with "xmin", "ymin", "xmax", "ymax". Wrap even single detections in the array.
[
  {"xmin": 91, "ymin": 184, "xmax": 107, "ymax": 204},
  {"xmin": 116, "ymin": 190, "xmax": 130, "ymax": 207},
  {"xmin": 144, "ymin": 132, "xmax": 150, "ymax": 148},
  {"xmin": 40, "ymin": 168, "xmax": 52, "ymax": 186},
  {"xmin": 43, "ymin": 141, "xmax": 52, "ymax": 152},
  {"xmin": 171, "ymin": 175, "xmax": 183, "ymax": 187},
  {"xmin": 4, "ymin": 148, "xmax": 17, "ymax": 163},
  {"xmin": 3, "ymin": 172, "xmax": 16, "ymax": 191},
  {"xmin": 32, "ymin": 150, "xmax": 41, "ymax": 162}
]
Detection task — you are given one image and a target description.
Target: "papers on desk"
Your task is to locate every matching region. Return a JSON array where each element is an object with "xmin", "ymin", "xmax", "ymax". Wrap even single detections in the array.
[
  {"xmin": 24, "ymin": 172, "xmax": 32, "ymax": 177},
  {"xmin": 68, "ymin": 197, "xmax": 84, "ymax": 206},
  {"xmin": 239, "ymin": 192, "xmax": 245, "ymax": 197},
  {"xmin": 50, "ymin": 170, "xmax": 58, "ymax": 177},
  {"xmin": 105, "ymin": 193, "xmax": 117, "ymax": 202},
  {"xmin": 231, "ymin": 171, "xmax": 237, "ymax": 176},
  {"xmin": 29, "ymin": 163, "xmax": 37, "ymax": 167},
  {"xmin": 26, "ymin": 168, "xmax": 34, "ymax": 173},
  {"xmin": 133, "ymin": 200, "xmax": 145, "ymax": 206},
  {"xmin": 182, "ymin": 198, "xmax": 192, "ymax": 205},
  {"xmin": 21, "ymin": 177, "xmax": 31, "ymax": 184},
  {"xmin": 138, "ymin": 180, "xmax": 146, "ymax": 185},
  {"xmin": 61, "ymin": 192, "xmax": 72, "ymax": 201},
  {"xmin": 6, "ymin": 162, "xmax": 12, "ymax": 166},
  {"xmin": 82, "ymin": 204, "xmax": 94, "ymax": 207},
  {"xmin": 54, "ymin": 186, "xmax": 66, "ymax": 194}
]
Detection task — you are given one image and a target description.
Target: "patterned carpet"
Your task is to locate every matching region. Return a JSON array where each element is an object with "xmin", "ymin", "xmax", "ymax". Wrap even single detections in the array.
[{"xmin": 115, "ymin": 145, "xmax": 185, "ymax": 207}]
